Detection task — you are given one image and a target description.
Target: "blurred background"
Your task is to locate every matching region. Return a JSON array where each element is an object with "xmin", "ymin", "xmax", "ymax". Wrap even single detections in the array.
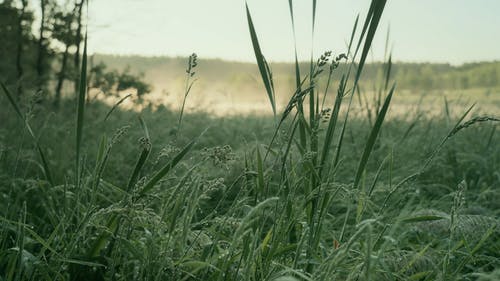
[{"xmin": 1, "ymin": 0, "xmax": 499, "ymax": 116}]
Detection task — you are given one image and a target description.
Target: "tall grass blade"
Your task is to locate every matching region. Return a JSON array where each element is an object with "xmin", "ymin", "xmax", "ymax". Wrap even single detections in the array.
[
  {"xmin": 348, "ymin": 15, "xmax": 360, "ymax": 56},
  {"xmin": 353, "ymin": 83, "xmax": 395, "ymax": 189},
  {"xmin": 364, "ymin": 223, "xmax": 373, "ymax": 280},
  {"xmin": 401, "ymin": 215, "xmax": 446, "ymax": 223},
  {"xmin": 384, "ymin": 55, "xmax": 392, "ymax": 91},
  {"xmin": 380, "ymin": 104, "xmax": 477, "ymax": 213},
  {"xmin": 87, "ymin": 214, "xmax": 119, "ymax": 258},
  {"xmin": 287, "ymin": 0, "xmax": 301, "ymax": 92},
  {"xmin": 383, "ymin": 25, "xmax": 391, "ymax": 61},
  {"xmin": 246, "ymin": 3, "xmax": 276, "ymax": 117},
  {"xmin": 367, "ymin": 155, "xmax": 388, "ymax": 197},
  {"xmin": 423, "ymin": 103, "xmax": 476, "ymax": 170},
  {"xmin": 444, "ymin": 96, "xmax": 451, "ymax": 122},
  {"xmin": 127, "ymin": 116, "xmax": 151, "ymax": 191},
  {"xmin": 399, "ymin": 244, "xmax": 432, "ymax": 275},
  {"xmin": 36, "ymin": 145, "xmax": 53, "ymax": 185},
  {"xmin": 288, "ymin": 0, "xmax": 307, "ymax": 150},
  {"xmin": 231, "ymin": 197, "xmax": 279, "ymax": 244},
  {"xmin": 1, "ymin": 83, "xmax": 23, "ymax": 120},
  {"xmin": 312, "ymin": 0, "xmax": 317, "ymax": 31},
  {"xmin": 309, "ymin": 0, "xmax": 317, "ymax": 126},
  {"xmin": 1, "ymin": 82, "xmax": 54, "ymax": 185},
  {"xmin": 103, "ymin": 93, "xmax": 131, "ymax": 122},
  {"xmin": 335, "ymin": 0, "xmax": 387, "ymax": 167},
  {"xmin": 256, "ymin": 145, "xmax": 265, "ymax": 199},
  {"xmin": 319, "ymin": 75, "xmax": 346, "ymax": 177},
  {"xmin": 75, "ymin": 31, "xmax": 88, "ymax": 183},
  {"xmin": 139, "ymin": 129, "xmax": 206, "ymax": 195},
  {"xmin": 91, "ymin": 134, "xmax": 107, "ymax": 190},
  {"xmin": 354, "ymin": 0, "xmax": 387, "ymax": 89}
]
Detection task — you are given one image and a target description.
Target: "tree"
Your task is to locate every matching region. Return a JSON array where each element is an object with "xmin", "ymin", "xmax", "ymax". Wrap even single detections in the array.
[
  {"xmin": 0, "ymin": 2, "xmax": 21, "ymax": 83},
  {"xmin": 35, "ymin": 0, "xmax": 50, "ymax": 91},
  {"xmin": 0, "ymin": 0, "xmax": 152, "ymax": 108},
  {"xmin": 15, "ymin": 0, "xmax": 28, "ymax": 97},
  {"xmin": 116, "ymin": 67, "xmax": 152, "ymax": 97},
  {"xmin": 0, "ymin": 0, "xmax": 36, "ymax": 98},
  {"xmin": 88, "ymin": 62, "xmax": 118, "ymax": 96},
  {"xmin": 88, "ymin": 63, "xmax": 152, "ymax": 99},
  {"xmin": 52, "ymin": 7, "xmax": 77, "ymax": 107}
]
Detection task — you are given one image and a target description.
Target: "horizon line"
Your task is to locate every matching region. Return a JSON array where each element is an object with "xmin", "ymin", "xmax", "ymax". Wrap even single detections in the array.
[{"xmin": 91, "ymin": 52, "xmax": 500, "ymax": 67}]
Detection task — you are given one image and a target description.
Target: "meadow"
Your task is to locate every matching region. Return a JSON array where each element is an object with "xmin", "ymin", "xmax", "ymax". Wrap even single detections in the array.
[
  {"xmin": 1, "ymin": 0, "xmax": 500, "ymax": 280},
  {"xmin": 90, "ymin": 55, "xmax": 500, "ymax": 116}
]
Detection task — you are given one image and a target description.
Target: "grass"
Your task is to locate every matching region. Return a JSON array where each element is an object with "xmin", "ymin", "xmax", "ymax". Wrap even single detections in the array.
[{"xmin": 1, "ymin": 0, "xmax": 500, "ymax": 280}]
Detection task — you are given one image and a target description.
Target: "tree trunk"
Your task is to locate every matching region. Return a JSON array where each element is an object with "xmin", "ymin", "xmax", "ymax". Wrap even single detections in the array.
[
  {"xmin": 54, "ymin": 44, "xmax": 70, "ymax": 108},
  {"xmin": 36, "ymin": 0, "xmax": 47, "ymax": 91},
  {"xmin": 15, "ymin": 0, "xmax": 27, "ymax": 98}
]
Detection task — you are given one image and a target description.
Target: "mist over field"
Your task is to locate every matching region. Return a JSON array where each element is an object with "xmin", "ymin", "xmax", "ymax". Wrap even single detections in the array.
[{"xmin": 92, "ymin": 54, "xmax": 500, "ymax": 115}]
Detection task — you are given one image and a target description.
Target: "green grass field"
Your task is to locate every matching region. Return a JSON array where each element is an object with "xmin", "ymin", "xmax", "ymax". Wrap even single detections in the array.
[
  {"xmin": 1, "ymin": 0, "xmax": 500, "ymax": 280},
  {"xmin": 1, "ymin": 82, "xmax": 499, "ymax": 280}
]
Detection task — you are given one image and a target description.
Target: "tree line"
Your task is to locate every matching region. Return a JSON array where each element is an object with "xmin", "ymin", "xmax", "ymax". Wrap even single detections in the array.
[
  {"xmin": 94, "ymin": 54, "xmax": 500, "ymax": 96},
  {"xmin": 360, "ymin": 61, "xmax": 500, "ymax": 91}
]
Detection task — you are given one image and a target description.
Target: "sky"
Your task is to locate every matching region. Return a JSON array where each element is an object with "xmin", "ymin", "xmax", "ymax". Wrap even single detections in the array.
[{"xmin": 85, "ymin": 0, "xmax": 500, "ymax": 65}]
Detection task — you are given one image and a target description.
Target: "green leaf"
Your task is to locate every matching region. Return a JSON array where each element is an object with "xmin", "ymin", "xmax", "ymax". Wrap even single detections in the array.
[
  {"xmin": 127, "ymin": 116, "xmax": 151, "ymax": 191},
  {"xmin": 335, "ymin": 0, "xmax": 387, "ymax": 169},
  {"xmin": 256, "ymin": 144, "xmax": 265, "ymax": 198},
  {"xmin": 76, "ymin": 31, "xmax": 88, "ymax": 183},
  {"xmin": 103, "ymin": 93, "xmax": 131, "ymax": 122},
  {"xmin": 401, "ymin": 215, "xmax": 447, "ymax": 223},
  {"xmin": 353, "ymin": 83, "xmax": 395, "ymax": 189},
  {"xmin": 0, "ymin": 82, "xmax": 54, "ymax": 185},
  {"xmin": 87, "ymin": 214, "xmax": 119, "ymax": 258},
  {"xmin": 139, "ymin": 129, "xmax": 205, "ymax": 195},
  {"xmin": 319, "ymin": 75, "xmax": 346, "ymax": 177},
  {"xmin": 245, "ymin": 2, "xmax": 276, "ymax": 117},
  {"xmin": 0, "ymin": 82, "xmax": 23, "ymax": 120}
]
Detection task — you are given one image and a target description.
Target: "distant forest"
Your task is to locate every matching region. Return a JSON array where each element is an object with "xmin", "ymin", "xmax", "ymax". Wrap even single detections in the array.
[{"xmin": 95, "ymin": 54, "xmax": 500, "ymax": 93}]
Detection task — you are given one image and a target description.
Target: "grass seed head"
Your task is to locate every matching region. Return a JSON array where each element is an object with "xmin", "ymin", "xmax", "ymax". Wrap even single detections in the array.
[
  {"xmin": 202, "ymin": 145, "xmax": 235, "ymax": 168},
  {"xmin": 186, "ymin": 53, "xmax": 198, "ymax": 77},
  {"xmin": 111, "ymin": 125, "xmax": 130, "ymax": 145}
]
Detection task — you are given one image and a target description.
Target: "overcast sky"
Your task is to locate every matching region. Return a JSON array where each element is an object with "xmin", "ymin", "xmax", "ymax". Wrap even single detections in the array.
[{"xmin": 85, "ymin": 0, "xmax": 500, "ymax": 65}]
